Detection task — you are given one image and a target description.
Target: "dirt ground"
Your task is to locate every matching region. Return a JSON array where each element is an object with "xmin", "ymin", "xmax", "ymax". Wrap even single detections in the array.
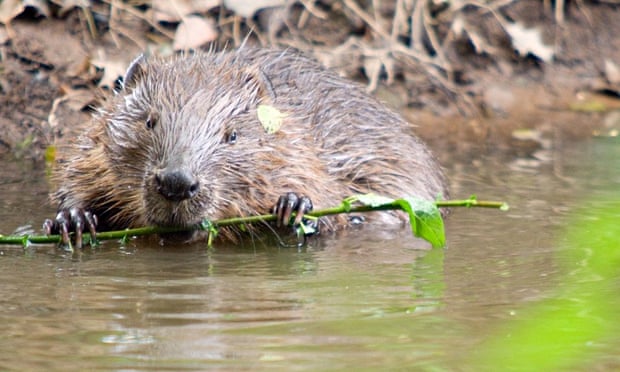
[{"xmin": 0, "ymin": 0, "xmax": 619, "ymax": 162}]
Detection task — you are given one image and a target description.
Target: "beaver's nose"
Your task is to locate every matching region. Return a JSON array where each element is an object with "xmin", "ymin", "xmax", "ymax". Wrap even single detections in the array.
[{"xmin": 155, "ymin": 169, "xmax": 200, "ymax": 201}]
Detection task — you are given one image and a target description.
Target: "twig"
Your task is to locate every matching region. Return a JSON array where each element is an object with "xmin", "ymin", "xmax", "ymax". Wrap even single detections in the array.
[
  {"xmin": 342, "ymin": 0, "xmax": 391, "ymax": 40},
  {"xmin": 0, "ymin": 197, "xmax": 507, "ymax": 248},
  {"xmin": 101, "ymin": 0, "xmax": 175, "ymax": 41},
  {"xmin": 410, "ymin": 0, "xmax": 425, "ymax": 52},
  {"xmin": 422, "ymin": 2, "xmax": 453, "ymax": 81}
]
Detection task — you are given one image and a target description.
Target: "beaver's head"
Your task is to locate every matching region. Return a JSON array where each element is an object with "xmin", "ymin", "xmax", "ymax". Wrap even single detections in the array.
[{"xmin": 101, "ymin": 52, "xmax": 275, "ymax": 230}]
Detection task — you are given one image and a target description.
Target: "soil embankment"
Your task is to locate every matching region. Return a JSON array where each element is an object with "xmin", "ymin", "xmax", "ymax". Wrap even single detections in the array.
[{"xmin": 0, "ymin": 0, "xmax": 618, "ymax": 161}]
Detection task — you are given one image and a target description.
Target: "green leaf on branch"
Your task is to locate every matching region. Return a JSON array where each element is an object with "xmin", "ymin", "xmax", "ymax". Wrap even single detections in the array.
[
  {"xmin": 400, "ymin": 197, "xmax": 445, "ymax": 248},
  {"xmin": 353, "ymin": 193, "xmax": 395, "ymax": 207},
  {"xmin": 350, "ymin": 193, "xmax": 445, "ymax": 248},
  {"xmin": 297, "ymin": 215, "xmax": 318, "ymax": 237},
  {"xmin": 200, "ymin": 219, "xmax": 218, "ymax": 246}
]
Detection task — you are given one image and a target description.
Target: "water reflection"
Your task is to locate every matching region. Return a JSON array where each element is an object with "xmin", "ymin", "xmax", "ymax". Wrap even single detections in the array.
[{"xmin": 0, "ymin": 137, "xmax": 618, "ymax": 370}]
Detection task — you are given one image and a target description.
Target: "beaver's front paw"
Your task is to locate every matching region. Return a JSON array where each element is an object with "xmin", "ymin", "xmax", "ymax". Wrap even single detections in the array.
[
  {"xmin": 272, "ymin": 192, "xmax": 314, "ymax": 227},
  {"xmin": 43, "ymin": 208, "xmax": 98, "ymax": 249},
  {"xmin": 272, "ymin": 193, "xmax": 319, "ymax": 243}
]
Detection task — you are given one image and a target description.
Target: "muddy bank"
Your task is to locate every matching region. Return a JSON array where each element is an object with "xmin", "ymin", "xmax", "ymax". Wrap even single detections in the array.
[{"xmin": 0, "ymin": 0, "xmax": 618, "ymax": 161}]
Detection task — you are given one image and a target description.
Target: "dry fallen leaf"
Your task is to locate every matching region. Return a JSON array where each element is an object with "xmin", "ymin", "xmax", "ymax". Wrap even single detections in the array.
[
  {"xmin": 604, "ymin": 59, "xmax": 620, "ymax": 85},
  {"xmin": 51, "ymin": 0, "xmax": 91, "ymax": 16},
  {"xmin": 91, "ymin": 52, "xmax": 134, "ymax": 88},
  {"xmin": 362, "ymin": 50, "xmax": 395, "ymax": 92},
  {"xmin": 452, "ymin": 16, "xmax": 497, "ymax": 56},
  {"xmin": 223, "ymin": 0, "xmax": 286, "ymax": 18},
  {"xmin": 0, "ymin": 0, "xmax": 24, "ymax": 24},
  {"xmin": 152, "ymin": 0, "xmax": 193, "ymax": 23},
  {"xmin": 152, "ymin": 0, "xmax": 219, "ymax": 23},
  {"xmin": 22, "ymin": 0, "xmax": 51, "ymax": 17},
  {"xmin": 173, "ymin": 15, "xmax": 218, "ymax": 51},
  {"xmin": 48, "ymin": 89, "xmax": 96, "ymax": 128},
  {"xmin": 0, "ymin": 27, "xmax": 9, "ymax": 43},
  {"xmin": 505, "ymin": 22, "xmax": 554, "ymax": 62},
  {"xmin": 363, "ymin": 55, "xmax": 382, "ymax": 92}
]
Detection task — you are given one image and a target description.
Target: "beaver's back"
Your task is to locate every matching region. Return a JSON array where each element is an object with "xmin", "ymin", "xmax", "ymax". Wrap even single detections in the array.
[{"xmin": 235, "ymin": 49, "xmax": 448, "ymax": 207}]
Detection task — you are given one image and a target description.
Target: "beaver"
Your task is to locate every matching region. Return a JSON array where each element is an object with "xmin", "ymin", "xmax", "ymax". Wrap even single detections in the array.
[{"xmin": 44, "ymin": 47, "xmax": 448, "ymax": 247}]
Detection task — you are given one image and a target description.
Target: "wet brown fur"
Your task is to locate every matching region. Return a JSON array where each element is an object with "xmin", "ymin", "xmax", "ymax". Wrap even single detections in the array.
[{"xmin": 51, "ymin": 48, "xmax": 448, "ymax": 241}]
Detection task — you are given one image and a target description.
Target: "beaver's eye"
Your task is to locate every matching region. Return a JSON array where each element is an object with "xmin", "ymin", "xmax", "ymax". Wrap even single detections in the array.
[
  {"xmin": 226, "ymin": 130, "xmax": 238, "ymax": 144},
  {"xmin": 145, "ymin": 113, "xmax": 158, "ymax": 130}
]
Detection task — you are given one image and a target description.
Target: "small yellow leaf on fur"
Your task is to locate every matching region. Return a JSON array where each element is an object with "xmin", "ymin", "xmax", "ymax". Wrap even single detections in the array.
[{"xmin": 257, "ymin": 104, "xmax": 285, "ymax": 134}]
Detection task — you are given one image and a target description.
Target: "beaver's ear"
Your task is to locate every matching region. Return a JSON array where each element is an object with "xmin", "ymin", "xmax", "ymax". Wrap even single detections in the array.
[
  {"xmin": 122, "ymin": 54, "xmax": 146, "ymax": 91},
  {"xmin": 241, "ymin": 66, "xmax": 277, "ymax": 103}
]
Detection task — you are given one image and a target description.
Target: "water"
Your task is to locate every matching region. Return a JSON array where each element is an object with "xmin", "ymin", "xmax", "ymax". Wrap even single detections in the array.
[{"xmin": 0, "ymin": 137, "xmax": 618, "ymax": 371}]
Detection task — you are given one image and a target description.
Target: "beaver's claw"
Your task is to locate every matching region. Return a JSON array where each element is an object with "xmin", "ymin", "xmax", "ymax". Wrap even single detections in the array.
[
  {"xmin": 43, "ymin": 208, "xmax": 98, "ymax": 249},
  {"xmin": 273, "ymin": 192, "xmax": 315, "ymax": 230}
]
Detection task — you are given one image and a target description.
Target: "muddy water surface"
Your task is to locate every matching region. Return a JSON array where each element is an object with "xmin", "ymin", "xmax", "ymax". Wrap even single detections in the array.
[{"xmin": 1, "ymin": 128, "xmax": 619, "ymax": 370}]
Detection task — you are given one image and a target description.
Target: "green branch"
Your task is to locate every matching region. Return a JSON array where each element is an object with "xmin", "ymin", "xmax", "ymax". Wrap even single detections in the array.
[
  {"xmin": 214, "ymin": 197, "xmax": 507, "ymax": 226},
  {"xmin": 0, "ymin": 195, "xmax": 508, "ymax": 249}
]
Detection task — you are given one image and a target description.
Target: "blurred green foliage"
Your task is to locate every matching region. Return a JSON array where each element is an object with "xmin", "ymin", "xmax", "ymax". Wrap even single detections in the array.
[{"xmin": 469, "ymin": 198, "xmax": 620, "ymax": 370}]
